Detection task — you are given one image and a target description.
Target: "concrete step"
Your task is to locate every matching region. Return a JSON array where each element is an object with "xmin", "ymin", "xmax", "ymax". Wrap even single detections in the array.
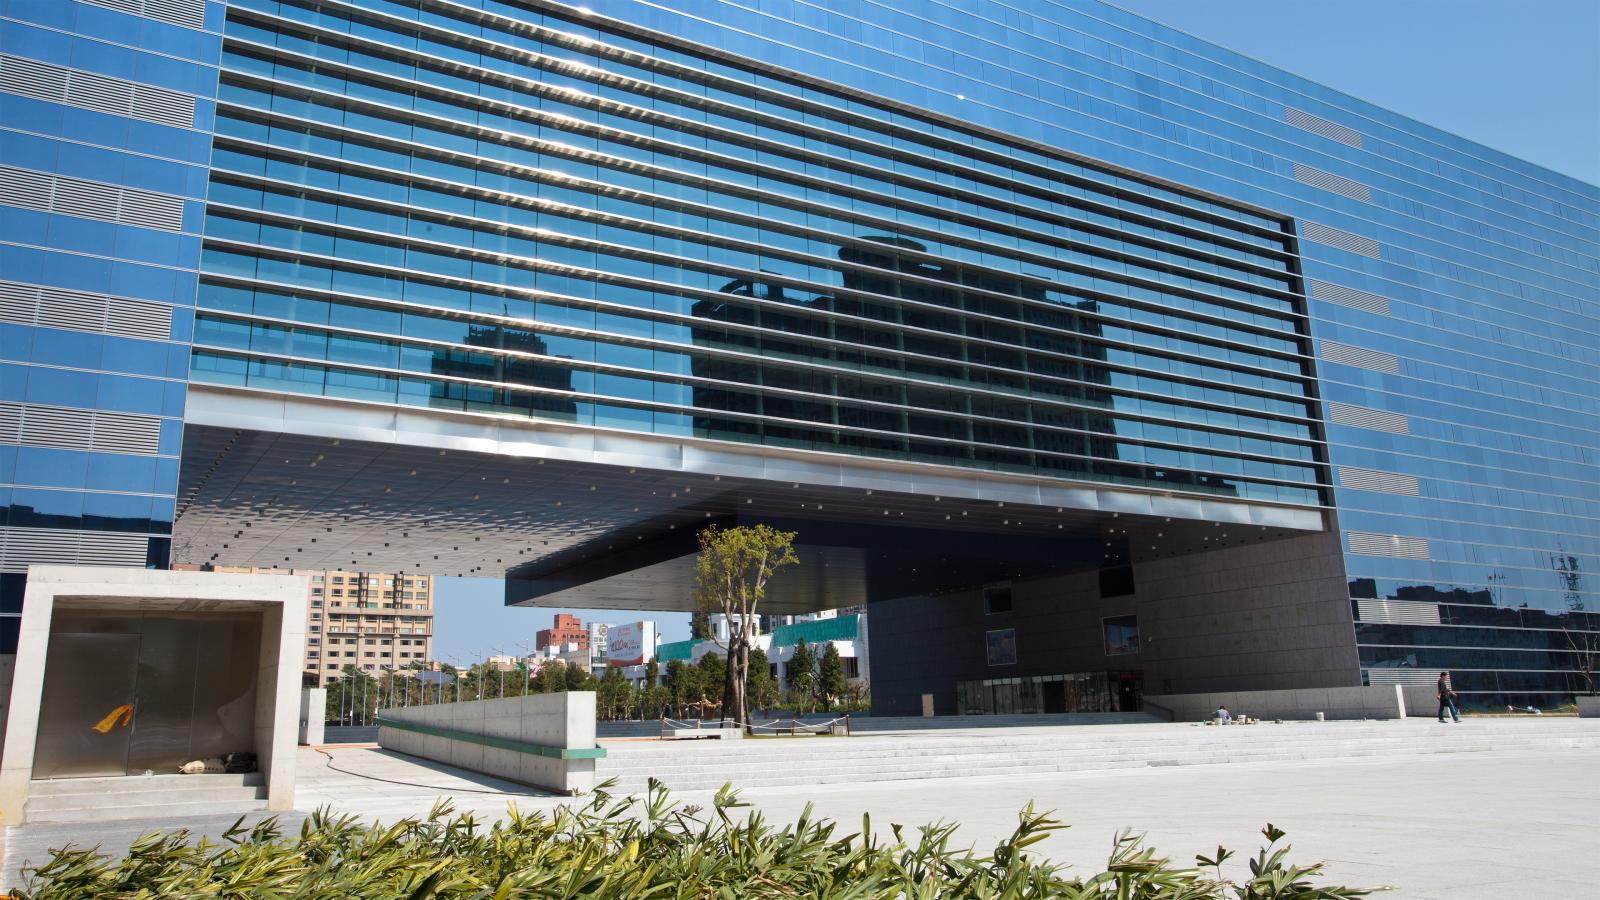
[
  {"xmin": 597, "ymin": 712, "xmax": 1163, "ymax": 737},
  {"xmin": 24, "ymin": 798, "xmax": 271, "ymax": 825},
  {"xmin": 26, "ymin": 772, "xmax": 269, "ymax": 824},
  {"xmin": 602, "ymin": 743, "xmax": 1597, "ymax": 793},
  {"xmin": 595, "ymin": 728, "xmax": 1600, "ymax": 793},
  {"xmin": 602, "ymin": 734, "xmax": 1594, "ymax": 766},
  {"xmin": 605, "ymin": 740, "xmax": 1557, "ymax": 777},
  {"xmin": 28, "ymin": 772, "xmax": 264, "ymax": 798}
]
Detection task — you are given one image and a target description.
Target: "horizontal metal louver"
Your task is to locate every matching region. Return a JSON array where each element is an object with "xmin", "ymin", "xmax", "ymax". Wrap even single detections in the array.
[
  {"xmin": 0, "ymin": 165, "xmax": 53, "ymax": 210},
  {"xmin": 0, "ymin": 165, "xmax": 186, "ymax": 232},
  {"xmin": 1337, "ymin": 466, "xmax": 1420, "ymax": 495},
  {"xmin": 0, "ymin": 279, "xmax": 173, "ymax": 340},
  {"xmin": 1327, "ymin": 401, "xmax": 1409, "ymax": 434},
  {"xmin": 0, "ymin": 401, "xmax": 163, "ymax": 454},
  {"xmin": 0, "ymin": 54, "xmax": 196, "ymax": 127},
  {"xmin": 1292, "ymin": 163, "xmax": 1372, "ymax": 202},
  {"xmin": 118, "ymin": 190, "xmax": 187, "ymax": 230},
  {"xmin": 1320, "ymin": 341, "xmax": 1399, "ymax": 374},
  {"xmin": 1284, "ymin": 107, "xmax": 1364, "ymax": 148},
  {"xmin": 1365, "ymin": 668, "xmax": 1441, "ymax": 686},
  {"xmin": 1309, "ymin": 280, "xmax": 1390, "ymax": 316},
  {"xmin": 0, "ymin": 527, "xmax": 149, "ymax": 573},
  {"xmin": 81, "ymin": 0, "xmax": 206, "ymax": 30},
  {"xmin": 92, "ymin": 410, "xmax": 166, "ymax": 453},
  {"xmin": 1300, "ymin": 222, "xmax": 1381, "ymax": 258},
  {"xmin": 1356, "ymin": 599, "xmax": 1441, "ymax": 625},
  {"xmin": 1347, "ymin": 531, "xmax": 1430, "ymax": 559}
]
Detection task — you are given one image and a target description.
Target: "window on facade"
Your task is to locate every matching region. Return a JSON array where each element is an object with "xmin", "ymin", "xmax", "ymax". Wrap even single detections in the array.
[
  {"xmin": 1103, "ymin": 615, "xmax": 1140, "ymax": 655},
  {"xmin": 1100, "ymin": 565, "xmax": 1136, "ymax": 598},
  {"xmin": 983, "ymin": 583, "xmax": 1013, "ymax": 615},
  {"xmin": 985, "ymin": 628, "xmax": 1017, "ymax": 666}
]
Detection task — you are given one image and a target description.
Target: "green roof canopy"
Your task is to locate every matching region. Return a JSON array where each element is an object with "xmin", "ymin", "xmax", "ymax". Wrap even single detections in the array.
[
  {"xmin": 770, "ymin": 614, "xmax": 858, "ymax": 647},
  {"xmin": 654, "ymin": 639, "xmax": 697, "ymax": 662}
]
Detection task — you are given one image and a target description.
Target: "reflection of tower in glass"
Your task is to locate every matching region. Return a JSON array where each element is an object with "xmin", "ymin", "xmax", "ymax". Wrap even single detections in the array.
[
  {"xmin": 1553, "ymin": 550, "xmax": 1584, "ymax": 611},
  {"xmin": 424, "ymin": 323, "xmax": 577, "ymax": 420}
]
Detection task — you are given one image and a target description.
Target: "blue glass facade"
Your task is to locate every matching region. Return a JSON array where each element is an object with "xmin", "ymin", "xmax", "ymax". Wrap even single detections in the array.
[
  {"xmin": 5, "ymin": 0, "xmax": 1595, "ymax": 706},
  {"xmin": 0, "ymin": 0, "xmax": 223, "ymax": 648}
]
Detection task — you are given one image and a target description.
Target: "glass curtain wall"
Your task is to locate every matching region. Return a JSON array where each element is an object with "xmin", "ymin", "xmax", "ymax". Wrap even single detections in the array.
[{"xmin": 191, "ymin": 0, "xmax": 1330, "ymax": 509}]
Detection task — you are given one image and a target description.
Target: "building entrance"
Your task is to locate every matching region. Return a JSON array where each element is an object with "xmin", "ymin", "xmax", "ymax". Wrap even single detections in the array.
[
  {"xmin": 33, "ymin": 612, "xmax": 263, "ymax": 779},
  {"xmin": 955, "ymin": 671, "xmax": 1143, "ymax": 715}
]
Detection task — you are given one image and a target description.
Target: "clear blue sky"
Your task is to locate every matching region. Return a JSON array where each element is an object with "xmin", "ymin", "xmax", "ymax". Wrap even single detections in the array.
[
  {"xmin": 1121, "ymin": 0, "xmax": 1599, "ymax": 184},
  {"xmin": 433, "ymin": 1, "xmax": 1596, "ymax": 663},
  {"xmin": 433, "ymin": 577, "xmax": 692, "ymax": 663}
]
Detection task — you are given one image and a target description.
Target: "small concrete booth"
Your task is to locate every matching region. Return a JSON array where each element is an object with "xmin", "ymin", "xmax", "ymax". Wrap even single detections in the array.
[{"xmin": 0, "ymin": 566, "xmax": 307, "ymax": 824}]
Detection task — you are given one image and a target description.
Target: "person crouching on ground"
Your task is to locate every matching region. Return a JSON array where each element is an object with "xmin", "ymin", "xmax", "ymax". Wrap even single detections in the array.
[
  {"xmin": 1214, "ymin": 705, "xmax": 1231, "ymax": 725},
  {"xmin": 1436, "ymin": 671, "xmax": 1460, "ymax": 723}
]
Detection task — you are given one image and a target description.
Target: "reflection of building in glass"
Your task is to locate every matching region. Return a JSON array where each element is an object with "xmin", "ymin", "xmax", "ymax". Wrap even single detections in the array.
[{"xmin": 697, "ymin": 235, "xmax": 1243, "ymax": 495}]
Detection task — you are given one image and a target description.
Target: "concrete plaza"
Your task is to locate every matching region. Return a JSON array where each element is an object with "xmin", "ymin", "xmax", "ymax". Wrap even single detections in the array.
[{"xmin": 2, "ymin": 724, "xmax": 1594, "ymax": 898}]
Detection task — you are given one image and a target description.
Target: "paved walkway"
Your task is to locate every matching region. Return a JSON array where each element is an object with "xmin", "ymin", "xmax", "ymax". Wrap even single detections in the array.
[{"xmin": 3, "ymin": 732, "xmax": 1594, "ymax": 897}]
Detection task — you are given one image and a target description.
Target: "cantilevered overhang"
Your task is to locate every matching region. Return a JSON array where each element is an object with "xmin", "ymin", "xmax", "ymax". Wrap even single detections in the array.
[{"xmin": 176, "ymin": 386, "xmax": 1328, "ymax": 610}]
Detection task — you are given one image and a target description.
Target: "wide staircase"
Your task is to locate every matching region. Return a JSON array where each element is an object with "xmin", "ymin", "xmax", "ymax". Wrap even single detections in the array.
[
  {"xmin": 596, "ymin": 712, "xmax": 1153, "ymax": 739},
  {"xmin": 24, "ymin": 772, "xmax": 268, "ymax": 824},
  {"xmin": 596, "ymin": 718, "xmax": 1600, "ymax": 794}
]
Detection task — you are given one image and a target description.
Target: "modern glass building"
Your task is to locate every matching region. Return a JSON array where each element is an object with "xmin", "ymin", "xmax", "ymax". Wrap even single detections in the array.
[
  {"xmin": 0, "ymin": 0, "xmax": 221, "ymax": 647},
  {"xmin": 2, "ymin": 0, "xmax": 1594, "ymax": 711}
]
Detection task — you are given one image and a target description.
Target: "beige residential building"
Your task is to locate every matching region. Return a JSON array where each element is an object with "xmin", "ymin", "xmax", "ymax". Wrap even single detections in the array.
[{"xmin": 176, "ymin": 565, "xmax": 435, "ymax": 686}]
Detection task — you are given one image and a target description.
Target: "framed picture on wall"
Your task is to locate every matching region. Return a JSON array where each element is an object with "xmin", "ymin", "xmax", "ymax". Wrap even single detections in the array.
[
  {"xmin": 986, "ymin": 627, "xmax": 1017, "ymax": 666},
  {"xmin": 1103, "ymin": 614, "xmax": 1140, "ymax": 655}
]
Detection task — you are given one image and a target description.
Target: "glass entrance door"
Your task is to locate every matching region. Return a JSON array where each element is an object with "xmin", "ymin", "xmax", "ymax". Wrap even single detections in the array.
[
  {"xmin": 32, "ymin": 612, "xmax": 263, "ymax": 779},
  {"xmin": 33, "ymin": 633, "xmax": 140, "ymax": 779}
]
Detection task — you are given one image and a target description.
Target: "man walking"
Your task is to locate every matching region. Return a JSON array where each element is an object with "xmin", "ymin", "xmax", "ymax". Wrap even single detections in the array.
[{"xmin": 1436, "ymin": 671, "xmax": 1460, "ymax": 723}]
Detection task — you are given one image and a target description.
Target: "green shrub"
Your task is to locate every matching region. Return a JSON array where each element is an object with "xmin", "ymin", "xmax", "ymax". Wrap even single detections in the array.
[{"xmin": 15, "ymin": 782, "xmax": 1383, "ymax": 898}]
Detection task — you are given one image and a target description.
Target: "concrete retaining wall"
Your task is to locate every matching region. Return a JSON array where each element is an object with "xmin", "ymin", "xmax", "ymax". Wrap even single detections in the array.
[
  {"xmin": 378, "ymin": 692, "xmax": 601, "ymax": 794},
  {"xmin": 1143, "ymin": 685, "xmax": 1407, "ymax": 722},
  {"xmin": 1578, "ymin": 696, "xmax": 1600, "ymax": 718}
]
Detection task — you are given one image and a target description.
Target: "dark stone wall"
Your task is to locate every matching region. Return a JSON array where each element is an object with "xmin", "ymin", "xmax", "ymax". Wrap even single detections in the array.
[
  {"xmin": 1133, "ymin": 531, "xmax": 1359, "ymax": 694},
  {"xmin": 868, "ymin": 531, "xmax": 1358, "ymax": 714}
]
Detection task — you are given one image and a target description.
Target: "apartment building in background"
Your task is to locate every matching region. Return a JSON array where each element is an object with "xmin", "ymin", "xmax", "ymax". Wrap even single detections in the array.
[{"xmin": 176, "ymin": 565, "xmax": 435, "ymax": 685}]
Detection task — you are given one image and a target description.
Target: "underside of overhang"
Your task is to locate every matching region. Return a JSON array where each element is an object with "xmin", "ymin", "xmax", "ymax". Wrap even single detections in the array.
[{"xmin": 172, "ymin": 387, "xmax": 1328, "ymax": 611}]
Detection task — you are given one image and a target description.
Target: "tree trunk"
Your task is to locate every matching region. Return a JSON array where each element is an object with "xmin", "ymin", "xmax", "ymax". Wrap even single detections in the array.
[
  {"xmin": 734, "ymin": 641, "xmax": 749, "ymax": 731},
  {"xmin": 721, "ymin": 634, "xmax": 742, "ymax": 727}
]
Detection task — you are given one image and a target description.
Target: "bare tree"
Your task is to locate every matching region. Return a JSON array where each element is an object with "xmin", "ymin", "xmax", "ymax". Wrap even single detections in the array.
[
  {"xmin": 692, "ymin": 524, "xmax": 798, "ymax": 730},
  {"xmin": 1565, "ymin": 627, "xmax": 1600, "ymax": 696}
]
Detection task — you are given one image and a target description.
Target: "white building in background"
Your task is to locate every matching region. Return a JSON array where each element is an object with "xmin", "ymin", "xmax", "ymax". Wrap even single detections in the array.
[
  {"xmin": 529, "ymin": 641, "xmax": 595, "ymax": 676},
  {"xmin": 624, "ymin": 611, "xmax": 868, "ymax": 693},
  {"xmin": 586, "ymin": 622, "xmax": 610, "ymax": 660},
  {"xmin": 484, "ymin": 654, "xmax": 520, "ymax": 672}
]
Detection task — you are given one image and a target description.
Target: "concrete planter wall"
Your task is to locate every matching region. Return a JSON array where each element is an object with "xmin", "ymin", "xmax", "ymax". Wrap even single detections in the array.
[
  {"xmin": 1578, "ymin": 696, "xmax": 1600, "ymax": 718},
  {"xmin": 1143, "ymin": 685, "xmax": 1407, "ymax": 722},
  {"xmin": 378, "ymin": 692, "xmax": 603, "ymax": 794}
]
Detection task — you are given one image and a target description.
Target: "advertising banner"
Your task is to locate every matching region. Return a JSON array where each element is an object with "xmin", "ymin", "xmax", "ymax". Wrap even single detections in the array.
[{"xmin": 607, "ymin": 621, "xmax": 655, "ymax": 667}]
